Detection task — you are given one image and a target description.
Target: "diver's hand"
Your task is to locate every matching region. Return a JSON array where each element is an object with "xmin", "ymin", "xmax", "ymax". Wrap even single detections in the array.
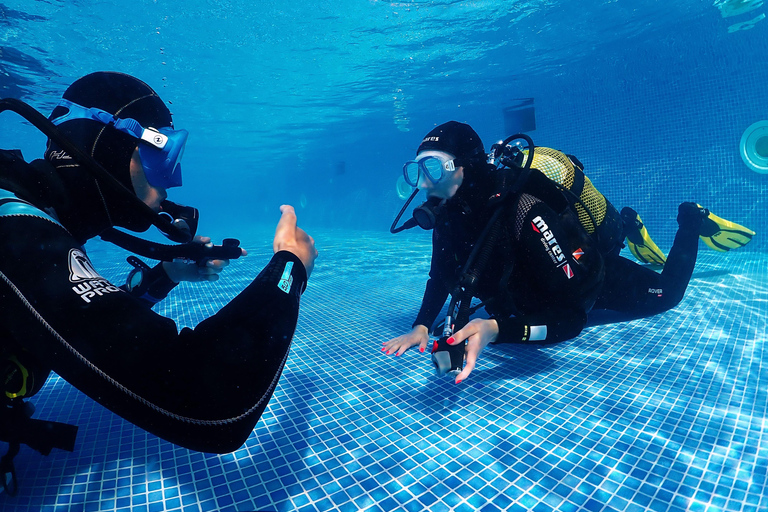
[
  {"xmin": 448, "ymin": 318, "xmax": 499, "ymax": 384},
  {"xmin": 382, "ymin": 324, "xmax": 430, "ymax": 356},
  {"xmin": 162, "ymin": 235, "xmax": 248, "ymax": 283},
  {"xmin": 273, "ymin": 205, "xmax": 318, "ymax": 278}
]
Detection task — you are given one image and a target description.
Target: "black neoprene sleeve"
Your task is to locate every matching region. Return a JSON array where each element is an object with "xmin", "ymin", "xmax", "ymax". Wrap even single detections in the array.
[
  {"xmin": 492, "ymin": 309, "xmax": 588, "ymax": 344},
  {"xmin": 412, "ymin": 228, "xmax": 453, "ymax": 331},
  {"xmin": 412, "ymin": 278, "xmax": 450, "ymax": 332},
  {"xmin": 0, "ymin": 214, "xmax": 306, "ymax": 453}
]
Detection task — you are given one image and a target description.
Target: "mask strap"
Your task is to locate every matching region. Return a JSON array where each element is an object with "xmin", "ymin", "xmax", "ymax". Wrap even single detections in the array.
[{"xmin": 51, "ymin": 100, "xmax": 168, "ymax": 150}]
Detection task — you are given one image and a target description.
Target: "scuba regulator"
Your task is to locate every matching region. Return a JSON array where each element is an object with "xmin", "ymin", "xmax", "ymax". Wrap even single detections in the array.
[
  {"xmin": 0, "ymin": 347, "xmax": 78, "ymax": 496},
  {"xmin": 390, "ymin": 133, "xmax": 533, "ymax": 235},
  {"xmin": 390, "ymin": 190, "xmax": 446, "ymax": 233}
]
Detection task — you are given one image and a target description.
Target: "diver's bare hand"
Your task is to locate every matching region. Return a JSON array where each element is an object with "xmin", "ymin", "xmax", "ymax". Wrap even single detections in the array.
[
  {"xmin": 163, "ymin": 235, "xmax": 247, "ymax": 283},
  {"xmin": 273, "ymin": 205, "xmax": 318, "ymax": 278},
  {"xmin": 382, "ymin": 324, "xmax": 430, "ymax": 356},
  {"xmin": 448, "ymin": 318, "xmax": 499, "ymax": 384}
]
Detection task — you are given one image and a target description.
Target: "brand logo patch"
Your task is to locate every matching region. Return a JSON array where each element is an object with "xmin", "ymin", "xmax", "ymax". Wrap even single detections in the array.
[
  {"xmin": 531, "ymin": 216, "xmax": 573, "ymax": 279},
  {"xmin": 278, "ymin": 261, "xmax": 294, "ymax": 294},
  {"xmin": 68, "ymin": 249, "xmax": 120, "ymax": 303},
  {"xmin": 68, "ymin": 249, "xmax": 102, "ymax": 282},
  {"xmin": 48, "ymin": 150, "xmax": 72, "ymax": 161}
]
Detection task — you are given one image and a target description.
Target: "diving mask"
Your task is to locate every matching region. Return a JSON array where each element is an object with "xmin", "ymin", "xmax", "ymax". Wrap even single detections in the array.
[
  {"xmin": 50, "ymin": 99, "xmax": 188, "ymax": 189},
  {"xmin": 402, "ymin": 151, "xmax": 456, "ymax": 187}
]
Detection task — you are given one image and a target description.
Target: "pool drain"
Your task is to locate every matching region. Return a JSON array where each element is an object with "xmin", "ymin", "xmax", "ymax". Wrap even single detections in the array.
[{"xmin": 740, "ymin": 120, "xmax": 768, "ymax": 174}]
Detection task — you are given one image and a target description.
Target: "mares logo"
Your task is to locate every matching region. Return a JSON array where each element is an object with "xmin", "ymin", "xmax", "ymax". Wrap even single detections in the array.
[
  {"xmin": 68, "ymin": 249, "xmax": 121, "ymax": 303},
  {"xmin": 531, "ymin": 216, "xmax": 573, "ymax": 280}
]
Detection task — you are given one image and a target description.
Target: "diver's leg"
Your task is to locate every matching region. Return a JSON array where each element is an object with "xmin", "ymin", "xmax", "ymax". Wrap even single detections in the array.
[
  {"xmin": 655, "ymin": 202, "xmax": 702, "ymax": 307},
  {"xmin": 595, "ymin": 203, "xmax": 702, "ymax": 317}
]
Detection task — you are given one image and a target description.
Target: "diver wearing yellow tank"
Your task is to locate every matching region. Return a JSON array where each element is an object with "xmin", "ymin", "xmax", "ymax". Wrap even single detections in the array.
[{"xmin": 384, "ymin": 121, "xmax": 757, "ymax": 384}]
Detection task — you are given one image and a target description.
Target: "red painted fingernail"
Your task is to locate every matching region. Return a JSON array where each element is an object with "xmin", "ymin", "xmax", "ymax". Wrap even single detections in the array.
[
  {"xmin": 447, "ymin": 337, "xmax": 455, "ymax": 344},
  {"xmin": 456, "ymin": 379, "xmax": 462, "ymax": 384},
  {"xmin": 420, "ymin": 347, "xmax": 424, "ymax": 353}
]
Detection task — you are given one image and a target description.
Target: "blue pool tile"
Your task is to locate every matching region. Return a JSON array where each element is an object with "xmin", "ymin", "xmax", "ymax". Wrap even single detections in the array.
[{"xmin": 6, "ymin": 247, "xmax": 768, "ymax": 512}]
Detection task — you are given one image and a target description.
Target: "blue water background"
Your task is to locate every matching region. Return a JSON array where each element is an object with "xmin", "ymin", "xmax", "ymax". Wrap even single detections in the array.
[
  {"xmin": 3, "ymin": 3, "xmax": 768, "ymax": 512},
  {"xmin": 1, "ymin": 0, "xmax": 767, "ymax": 250}
]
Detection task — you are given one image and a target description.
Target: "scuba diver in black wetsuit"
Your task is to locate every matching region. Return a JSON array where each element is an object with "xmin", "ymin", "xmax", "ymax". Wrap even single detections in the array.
[
  {"xmin": 384, "ymin": 121, "xmax": 755, "ymax": 383},
  {"xmin": 0, "ymin": 72, "xmax": 317, "ymax": 492}
]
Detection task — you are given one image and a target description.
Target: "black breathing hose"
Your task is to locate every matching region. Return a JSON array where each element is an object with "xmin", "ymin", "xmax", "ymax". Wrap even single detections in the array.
[
  {"xmin": 100, "ymin": 229, "xmax": 242, "ymax": 263},
  {"xmin": 390, "ymin": 188, "xmax": 420, "ymax": 234},
  {"xmin": 444, "ymin": 133, "xmax": 536, "ymax": 333}
]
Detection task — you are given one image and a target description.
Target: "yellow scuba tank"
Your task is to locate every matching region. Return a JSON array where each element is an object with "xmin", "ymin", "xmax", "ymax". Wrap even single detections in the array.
[{"xmin": 520, "ymin": 147, "xmax": 624, "ymax": 254}]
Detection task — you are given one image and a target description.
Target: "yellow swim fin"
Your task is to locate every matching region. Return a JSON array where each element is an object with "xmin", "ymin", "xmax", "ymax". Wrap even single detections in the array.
[
  {"xmin": 698, "ymin": 205, "xmax": 755, "ymax": 252},
  {"xmin": 621, "ymin": 207, "xmax": 667, "ymax": 267}
]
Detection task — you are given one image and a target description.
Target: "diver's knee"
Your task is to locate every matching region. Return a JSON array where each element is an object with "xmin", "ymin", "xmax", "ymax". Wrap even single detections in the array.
[{"xmin": 656, "ymin": 290, "xmax": 686, "ymax": 313}]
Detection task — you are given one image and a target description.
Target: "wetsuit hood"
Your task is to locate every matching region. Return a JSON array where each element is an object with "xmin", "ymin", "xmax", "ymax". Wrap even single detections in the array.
[
  {"xmin": 0, "ymin": 149, "xmax": 115, "ymax": 245},
  {"xmin": 43, "ymin": 71, "xmax": 174, "ymax": 238},
  {"xmin": 416, "ymin": 121, "xmax": 495, "ymax": 219},
  {"xmin": 417, "ymin": 121, "xmax": 485, "ymax": 167}
]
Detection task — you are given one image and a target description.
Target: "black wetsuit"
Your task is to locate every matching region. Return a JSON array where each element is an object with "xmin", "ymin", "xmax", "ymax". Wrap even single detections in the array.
[
  {"xmin": 0, "ymin": 150, "xmax": 306, "ymax": 453},
  {"xmin": 413, "ymin": 181, "xmax": 700, "ymax": 345}
]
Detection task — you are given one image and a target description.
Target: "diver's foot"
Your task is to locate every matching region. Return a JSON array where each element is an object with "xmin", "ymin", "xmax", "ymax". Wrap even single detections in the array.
[
  {"xmin": 694, "ymin": 203, "xmax": 756, "ymax": 251},
  {"xmin": 677, "ymin": 202, "xmax": 707, "ymax": 230},
  {"xmin": 621, "ymin": 207, "xmax": 667, "ymax": 266}
]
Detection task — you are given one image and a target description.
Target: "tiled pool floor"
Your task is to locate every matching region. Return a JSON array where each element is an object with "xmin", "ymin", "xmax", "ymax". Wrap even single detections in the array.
[{"xmin": 2, "ymin": 229, "xmax": 766, "ymax": 512}]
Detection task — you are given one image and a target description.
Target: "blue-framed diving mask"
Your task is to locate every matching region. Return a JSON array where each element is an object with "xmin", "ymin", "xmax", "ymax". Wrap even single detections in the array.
[
  {"xmin": 402, "ymin": 151, "xmax": 456, "ymax": 188},
  {"xmin": 50, "ymin": 99, "xmax": 188, "ymax": 189}
]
